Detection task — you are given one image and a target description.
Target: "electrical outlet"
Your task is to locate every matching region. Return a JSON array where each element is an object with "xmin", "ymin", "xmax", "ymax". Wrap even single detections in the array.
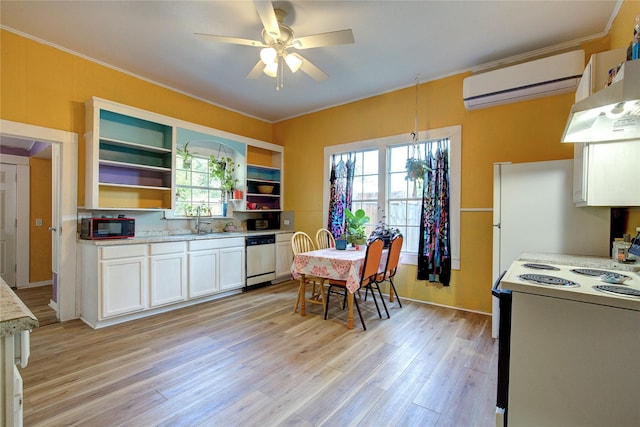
[
  {"xmin": 283, "ymin": 220, "xmax": 290, "ymax": 225},
  {"xmin": 35, "ymin": 218, "xmax": 43, "ymax": 227}
]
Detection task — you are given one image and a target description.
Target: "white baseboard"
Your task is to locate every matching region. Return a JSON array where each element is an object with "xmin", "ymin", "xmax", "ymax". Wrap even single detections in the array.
[{"xmin": 18, "ymin": 280, "xmax": 53, "ymax": 289}]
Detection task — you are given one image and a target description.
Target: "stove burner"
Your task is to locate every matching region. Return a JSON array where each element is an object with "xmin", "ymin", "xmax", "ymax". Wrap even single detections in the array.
[
  {"xmin": 518, "ymin": 274, "xmax": 580, "ymax": 287},
  {"xmin": 570, "ymin": 268, "xmax": 630, "ymax": 281},
  {"xmin": 593, "ymin": 285, "xmax": 640, "ymax": 298},
  {"xmin": 522, "ymin": 263, "xmax": 560, "ymax": 271}
]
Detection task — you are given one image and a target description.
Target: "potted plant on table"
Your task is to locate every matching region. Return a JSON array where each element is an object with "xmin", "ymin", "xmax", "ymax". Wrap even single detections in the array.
[
  {"xmin": 368, "ymin": 211, "xmax": 401, "ymax": 248},
  {"xmin": 345, "ymin": 208, "xmax": 370, "ymax": 248}
]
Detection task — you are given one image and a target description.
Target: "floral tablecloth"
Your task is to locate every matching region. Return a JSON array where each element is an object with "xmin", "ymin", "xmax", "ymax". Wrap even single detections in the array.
[{"xmin": 291, "ymin": 248, "xmax": 387, "ymax": 293}]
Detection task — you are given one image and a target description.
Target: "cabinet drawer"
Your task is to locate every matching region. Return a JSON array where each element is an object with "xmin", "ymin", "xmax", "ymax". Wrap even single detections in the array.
[
  {"xmin": 189, "ymin": 237, "xmax": 244, "ymax": 251},
  {"xmin": 149, "ymin": 241, "xmax": 186, "ymax": 255},
  {"xmin": 276, "ymin": 232, "xmax": 293, "ymax": 243},
  {"xmin": 101, "ymin": 244, "xmax": 146, "ymax": 260}
]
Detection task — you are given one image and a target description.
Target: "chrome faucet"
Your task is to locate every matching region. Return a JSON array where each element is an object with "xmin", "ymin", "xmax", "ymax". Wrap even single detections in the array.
[{"xmin": 195, "ymin": 206, "xmax": 211, "ymax": 234}]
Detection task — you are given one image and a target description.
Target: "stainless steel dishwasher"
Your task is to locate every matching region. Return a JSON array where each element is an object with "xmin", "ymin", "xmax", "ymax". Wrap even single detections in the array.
[{"xmin": 245, "ymin": 234, "xmax": 276, "ymax": 289}]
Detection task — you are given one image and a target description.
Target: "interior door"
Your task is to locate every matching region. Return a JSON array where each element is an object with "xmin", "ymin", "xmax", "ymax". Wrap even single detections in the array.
[
  {"xmin": 51, "ymin": 144, "xmax": 61, "ymax": 304},
  {"xmin": 0, "ymin": 163, "xmax": 17, "ymax": 286}
]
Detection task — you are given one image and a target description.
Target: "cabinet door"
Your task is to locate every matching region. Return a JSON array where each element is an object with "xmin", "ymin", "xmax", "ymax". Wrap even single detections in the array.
[
  {"xmin": 573, "ymin": 143, "xmax": 588, "ymax": 204},
  {"xmin": 586, "ymin": 142, "xmax": 640, "ymax": 206},
  {"xmin": 150, "ymin": 253, "xmax": 187, "ymax": 307},
  {"xmin": 275, "ymin": 239, "xmax": 293, "ymax": 279},
  {"xmin": 219, "ymin": 246, "xmax": 245, "ymax": 291},
  {"xmin": 100, "ymin": 257, "xmax": 148, "ymax": 318},
  {"xmin": 188, "ymin": 250, "xmax": 219, "ymax": 298}
]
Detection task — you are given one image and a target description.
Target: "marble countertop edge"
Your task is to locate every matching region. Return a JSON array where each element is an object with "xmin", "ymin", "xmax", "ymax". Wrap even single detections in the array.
[{"xmin": 1, "ymin": 279, "xmax": 39, "ymax": 336}]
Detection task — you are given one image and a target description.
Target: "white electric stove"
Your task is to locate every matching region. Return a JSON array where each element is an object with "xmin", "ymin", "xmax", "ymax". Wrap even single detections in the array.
[
  {"xmin": 497, "ymin": 254, "xmax": 640, "ymax": 427},
  {"xmin": 501, "ymin": 258, "xmax": 640, "ymax": 311}
]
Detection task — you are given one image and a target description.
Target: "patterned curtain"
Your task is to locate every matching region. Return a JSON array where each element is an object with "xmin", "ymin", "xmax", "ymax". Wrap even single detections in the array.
[
  {"xmin": 417, "ymin": 139, "xmax": 451, "ymax": 285},
  {"xmin": 327, "ymin": 154, "xmax": 356, "ymax": 238}
]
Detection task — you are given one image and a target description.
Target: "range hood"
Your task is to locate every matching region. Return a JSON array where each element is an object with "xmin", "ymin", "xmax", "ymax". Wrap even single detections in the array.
[{"xmin": 561, "ymin": 59, "xmax": 640, "ymax": 143}]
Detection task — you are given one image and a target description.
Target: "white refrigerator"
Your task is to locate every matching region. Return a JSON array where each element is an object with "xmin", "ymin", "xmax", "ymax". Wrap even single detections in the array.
[{"xmin": 491, "ymin": 159, "xmax": 611, "ymax": 337}]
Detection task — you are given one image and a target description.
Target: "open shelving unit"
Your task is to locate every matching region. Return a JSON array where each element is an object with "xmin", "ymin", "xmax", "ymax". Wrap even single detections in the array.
[
  {"xmin": 245, "ymin": 164, "xmax": 281, "ymax": 211},
  {"xmin": 85, "ymin": 98, "xmax": 174, "ymax": 210}
]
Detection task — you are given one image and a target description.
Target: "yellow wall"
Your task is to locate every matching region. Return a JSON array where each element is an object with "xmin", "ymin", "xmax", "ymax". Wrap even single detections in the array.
[
  {"xmin": 1, "ymin": 1, "xmax": 638, "ymax": 310},
  {"xmin": 29, "ymin": 157, "xmax": 52, "ymax": 282},
  {"xmin": 274, "ymin": 1, "xmax": 640, "ymax": 314},
  {"xmin": 0, "ymin": 29, "xmax": 275, "ymax": 204}
]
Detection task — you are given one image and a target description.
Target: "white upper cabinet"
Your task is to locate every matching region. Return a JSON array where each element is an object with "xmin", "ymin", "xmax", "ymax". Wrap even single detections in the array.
[{"xmin": 572, "ymin": 49, "xmax": 640, "ymax": 207}]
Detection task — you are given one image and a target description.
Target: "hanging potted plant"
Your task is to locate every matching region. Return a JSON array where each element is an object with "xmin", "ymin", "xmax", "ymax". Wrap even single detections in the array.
[
  {"xmin": 405, "ymin": 157, "xmax": 430, "ymax": 182},
  {"xmin": 209, "ymin": 155, "xmax": 239, "ymax": 195},
  {"xmin": 177, "ymin": 142, "xmax": 193, "ymax": 168}
]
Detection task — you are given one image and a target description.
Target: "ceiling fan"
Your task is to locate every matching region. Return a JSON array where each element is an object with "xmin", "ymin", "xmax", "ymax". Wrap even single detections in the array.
[{"xmin": 195, "ymin": 1, "xmax": 354, "ymax": 90}]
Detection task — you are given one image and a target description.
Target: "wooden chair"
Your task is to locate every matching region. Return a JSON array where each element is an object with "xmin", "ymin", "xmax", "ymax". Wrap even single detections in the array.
[
  {"xmin": 371, "ymin": 234, "xmax": 403, "ymax": 308},
  {"xmin": 291, "ymin": 232, "xmax": 326, "ymax": 314},
  {"xmin": 315, "ymin": 228, "xmax": 335, "ymax": 249},
  {"xmin": 324, "ymin": 238, "xmax": 386, "ymax": 330}
]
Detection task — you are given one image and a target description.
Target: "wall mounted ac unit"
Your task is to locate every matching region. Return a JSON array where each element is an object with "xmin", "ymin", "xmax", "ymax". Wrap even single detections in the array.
[{"xmin": 463, "ymin": 50, "xmax": 585, "ymax": 110}]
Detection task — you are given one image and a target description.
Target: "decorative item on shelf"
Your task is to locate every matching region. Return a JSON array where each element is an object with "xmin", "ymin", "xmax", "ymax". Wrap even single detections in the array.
[
  {"xmin": 177, "ymin": 142, "xmax": 193, "ymax": 168},
  {"xmin": 345, "ymin": 208, "xmax": 369, "ymax": 247},
  {"xmin": 257, "ymin": 185, "xmax": 275, "ymax": 194},
  {"xmin": 368, "ymin": 209, "xmax": 401, "ymax": 248},
  {"xmin": 232, "ymin": 190, "xmax": 243, "ymax": 200}
]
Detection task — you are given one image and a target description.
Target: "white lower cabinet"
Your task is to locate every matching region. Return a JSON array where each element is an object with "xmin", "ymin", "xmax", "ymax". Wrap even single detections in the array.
[
  {"xmin": 149, "ymin": 242, "xmax": 187, "ymax": 307},
  {"xmin": 188, "ymin": 249, "xmax": 219, "ymax": 298},
  {"xmin": 100, "ymin": 245, "xmax": 148, "ymax": 318},
  {"xmin": 188, "ymin": 237, "xmax": 245, "ymax": 297},
  {"xmin": 219, "ymin": 246, "xmax": 245, "ymax": 291},
  {"xmin": 275, "ymin": 232, "xmax": 293, "ymax": 281},
  {"xmin": 80, "ymin": 236, "xmax": 245, "ymax": 328}
]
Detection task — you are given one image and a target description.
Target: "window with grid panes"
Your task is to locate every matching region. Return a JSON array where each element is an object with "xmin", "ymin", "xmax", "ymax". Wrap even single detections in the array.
[
  {"xmin": 174, "ymin": 155, "xmax": 225, "ymax": 217},
  {"xmin": 347, "ymin": 149, "xmax": 379, "ymax": 237},
  {"xmin": 323, "ymin": 125, "xmax": 460, "ymax": 268}
]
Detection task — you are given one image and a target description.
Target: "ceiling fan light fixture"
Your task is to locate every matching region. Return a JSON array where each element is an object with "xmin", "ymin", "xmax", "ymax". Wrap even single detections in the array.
[
  {"xmin": 285, "ymin": 53, "xmax": 303, "ymax": 73},
  {"xmin": 263, "ymin": 61, "xmax": 278, "ymax": 78},
  {"xmin": 260, "ymin": 47, "xmax": 277, "ymax": 65}
]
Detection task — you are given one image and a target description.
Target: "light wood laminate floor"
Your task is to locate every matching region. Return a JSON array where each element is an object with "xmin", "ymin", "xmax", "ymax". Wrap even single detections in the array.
[
  {"xmin": 13, "ymin": 285, "xmax": 59, "ymax": 327},
  {"xmin": 22, "ymin": 280, "xmax": 498, "ymax": 426}
]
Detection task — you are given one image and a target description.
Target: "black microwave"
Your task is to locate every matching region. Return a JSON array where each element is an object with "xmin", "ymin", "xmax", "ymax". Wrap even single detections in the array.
[{"xmin": 80, "ymin": 217, "xmax": 135, "ymax": 240}]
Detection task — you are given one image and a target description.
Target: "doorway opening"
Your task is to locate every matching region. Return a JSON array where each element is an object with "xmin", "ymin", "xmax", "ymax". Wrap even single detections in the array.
[{"xmin": 0, "ymin": 119, "xmax": 78, "ymax": 322}]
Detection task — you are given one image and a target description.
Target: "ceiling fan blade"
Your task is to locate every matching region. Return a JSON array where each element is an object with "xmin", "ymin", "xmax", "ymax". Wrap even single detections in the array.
[
  {"xmin": 247, "ymin": 60, "xmax": 265, "ymax": 79},
  {"xmin": 254, "ymin": 0, "xmax": 281, "ymax": 40},
  {"xmin": 195, "ymin": 33, "xmax": 266, "ymax": 47},
  {"xmin": 298, "ymin": 55, "xmax": 328, "ymax": 81},
  {"xmin": 293, "ymin": 29, "xmax": 354, "ymax": 49}
]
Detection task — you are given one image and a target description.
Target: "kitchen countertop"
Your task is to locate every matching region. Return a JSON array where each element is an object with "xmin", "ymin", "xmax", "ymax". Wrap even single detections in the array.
[
  {"xmin": 79, "ymin": 229, "xmax": 295, "ymax": 245},
  {"xmin": 0, "ymin": 277, "xmax": 39, "ymax": 336}
]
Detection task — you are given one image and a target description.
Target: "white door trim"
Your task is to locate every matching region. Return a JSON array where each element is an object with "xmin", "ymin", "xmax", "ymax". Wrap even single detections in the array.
[{"xmin": 1, "ymin": 120, "xmax": 78, "ymax": 322}]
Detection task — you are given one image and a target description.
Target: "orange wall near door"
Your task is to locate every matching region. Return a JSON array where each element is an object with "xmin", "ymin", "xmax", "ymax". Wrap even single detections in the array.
[{"xmin": 30, "ymin": 157, "xmax": 52, "ymax": 283}]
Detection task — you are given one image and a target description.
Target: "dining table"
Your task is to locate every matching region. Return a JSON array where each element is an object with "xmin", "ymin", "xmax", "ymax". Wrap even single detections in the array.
[{"xmin": 290, "ymin": 247, "xmax": 387, "ymax": 329}]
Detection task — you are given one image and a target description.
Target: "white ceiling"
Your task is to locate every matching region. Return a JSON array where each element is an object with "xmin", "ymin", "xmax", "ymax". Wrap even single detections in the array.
[{"xmin": 0, "ymin": 1, "xmax": 622, "ymax": 123}]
